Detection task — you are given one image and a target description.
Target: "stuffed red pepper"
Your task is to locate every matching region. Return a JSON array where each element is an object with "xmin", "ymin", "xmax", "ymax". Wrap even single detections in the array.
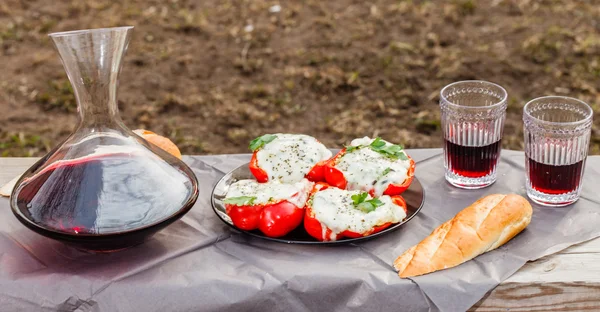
[
  {"xmin": 248, "ymin": 133, "xmax": 332, "ymax": 183},
  {"xmin": 224, "ymin": 178, "xmax": 313, "ymax": 238},
  {"xmin": 325, "ymin": 137, "xmax": 415, "ymax": 197},
  {"xmin": 304, "ymin": 183, "xmax": 408, "ymax": 242}
]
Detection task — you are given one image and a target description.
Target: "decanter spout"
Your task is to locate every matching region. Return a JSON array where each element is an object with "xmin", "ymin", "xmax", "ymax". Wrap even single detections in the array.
[{"xmin": 49, "ymin": 26, "xmax": 133, "ymax": 127}]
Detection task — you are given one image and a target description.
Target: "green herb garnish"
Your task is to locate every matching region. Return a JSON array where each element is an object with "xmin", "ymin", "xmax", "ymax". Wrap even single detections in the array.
[
  {"xmin": 351, "ymin": 192, "xmax": 384, "ymax": 213},
  {"xmin": 381, "ymin": 167, "xmax": 393, "ymax": 176},
  {"xmin": 358, "ymin": 198, "xmax": 384, "ymax": 213},
  {"xmin": 351, "ymin": 192, "xmax": 369, "ymax": 205},
  {"xmin": 368, "ymin": 137, "xmax": 408, "ymax": 160},
  {"xmin": 397, "ymin": 152, "xmax": 409, "ymax": 161},
  {"xmin": 370, "ymin": 137, "xmax": 386, "ymax": 149},
  {"xmin": 223, "ymin": 196, "xmax": 257, "ymax": 206},
  {"xmin": 345, "ymin": 137, "xmax": 408, "ymax": 160},
  {"xmin": 345, "ymin": 145, "xmax": 360, "ymax": 153},
  {"xmin": 249, "ymin": 134, "xmax": 277, "ymax": 151}
]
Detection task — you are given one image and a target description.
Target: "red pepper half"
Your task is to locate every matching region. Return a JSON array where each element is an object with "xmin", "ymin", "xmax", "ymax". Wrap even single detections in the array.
[
  {"xmin": 303, "ymin": 183, "xmax": 408, "ymax": 242},
  {"xmin": 305, "ymin": 160, "xmax": 328, "ymax": 182},
  {"xmin": 383, "ymin": 158, "xmax": 415, "ymax": 196},
  {"xmin": 324, "ymin": 149, "xmax": 416, "ymax": 196},
  {"xmin": 323, "ymin": 148, "xmax": 348, "ymax": 189},
  {"xmin": 226, "ymin": 199, "xmax": 304, "ymax": 238},
  {"xmin": 249, "ymin": 152, "xmax": 269, "ymax": 183},
  {"xmin": 249, "ymin": 151, "xmax": 330, "ymax": 183}
]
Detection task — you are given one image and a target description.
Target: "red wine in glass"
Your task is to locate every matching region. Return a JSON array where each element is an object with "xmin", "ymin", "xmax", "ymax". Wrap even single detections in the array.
[
  {"xmin": 13, "ymin": 152, "xmax": 197, "ymax": 251},
  {"xmin": 527, "ymin": 158, "xmax": 584, "ymax": 195},
  {"xmin": 445, "ymin": 140, "xmax": 502, "ymax": 178}
]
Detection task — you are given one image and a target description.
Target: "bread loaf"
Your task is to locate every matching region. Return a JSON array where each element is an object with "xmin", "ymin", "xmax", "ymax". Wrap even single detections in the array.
[{"xmin": 394, "ymin": 194, "xmax": 532, "ymax": 278}]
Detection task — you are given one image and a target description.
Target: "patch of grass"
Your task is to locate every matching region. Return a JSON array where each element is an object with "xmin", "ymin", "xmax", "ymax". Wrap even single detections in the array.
[
  {"xmin": 243, "ymin": 84, "xmax": 271, "ymax": 99},
  {"xmin": 574, "ymin": 35, "xmax": 600, "ymax": 56},
  {"xmin": 158, "ymin": 93, "xmax": 191, "ymax": 113},
  {"xmin": 0, "ymin": 132, "xmax": 48, "ymax": 157},
  {"xmin": 226, "ymin": 127, "xmax": 249, "ymax": 141},
  {"xmin": 234, "ymin": 57, "xmax": 264, "ymax": 74},
  {"xmin": 456, "ymin": 0, "xmax": 476, "ymax": 16},
  {"xmin": 305, "ymin": 51, "xmax": 334, "ymax": 66},
  {"xmin": 314, "ymin": 17, "xmax": 335, "ymax": 28},
  {"xmin": 389, "ymin": 41, "xmax": 416, "ymax": 54},
  {"xmin": 522, "ymin": 35, "xmax": 561, "ymax": 64},
  {"xmin": 415, "ymin": 118, "xmax": 440, "ymax": 134},
  {"xmin": 283, "ymin": 80, "xmax": 295, "ymax": 90},
  {"xmin": 270, "ymin": 92, "xmax": 292, "ymax": 106},
  {"xmin": 36, "ymin": 80, "xmax": 77, "ymax": 113},
  {"xmin": 174, "ymin": 9, "xmax": 208, "ymax": 33},
  {"xmin": 38, "ymin": 19, "xmax": 57, "ymax": 33},
  {"xmin": 380, "ymin": 55, "xmax": 394, "ymax": 68},
  {"xmin": 124, "ymin": 5, "xmax": 142, "ymax": 18},
  {"xmin": 522, "ymin": 26, "xmax": 575, "ymax": 64},
  {"xmin": 346, "ymin": 71, "xmax": 359, "ymax": 85},
  {"xmin": 507, "ymin": 97, "xmax": 523, "ymax": 113},
  {"xmin": 0, "ymin": 23, "xmax": 20, "ymax": 42},
  {"xmin": 164, "ymin": 124, "xmax": 204, "ymax": 154}
]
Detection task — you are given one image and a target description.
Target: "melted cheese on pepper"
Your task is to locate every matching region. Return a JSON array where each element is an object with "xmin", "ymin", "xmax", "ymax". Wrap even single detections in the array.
[
  {"xmin": 310, "ymin": 188, "xmax": 406, "ymax": 240},
  {"xmin": 256, "ymin": 134, "xmax": 332, "ymax": 183},
  {"xmin": 226, "ymin": 178, "xmax": 313, "ymax": 207},
  {"xmin": 335, "ymin": 137, "xmax": 411, "ymax": 197}
]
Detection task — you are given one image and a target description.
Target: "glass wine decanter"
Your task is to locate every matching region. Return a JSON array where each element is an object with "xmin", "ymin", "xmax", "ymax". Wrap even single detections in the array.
[{"xmin": 10, "ymin": 27, "xmax": 199, "ymax": 252}]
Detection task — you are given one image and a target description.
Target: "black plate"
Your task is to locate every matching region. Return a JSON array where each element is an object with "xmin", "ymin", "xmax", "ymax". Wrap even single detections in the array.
[{"xmin": 211, "ymin": 163, "xmax": 425, "ymax": 245}]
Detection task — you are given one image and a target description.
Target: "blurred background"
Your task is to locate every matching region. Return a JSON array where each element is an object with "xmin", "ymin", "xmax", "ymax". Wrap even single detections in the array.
[{"xmin": 0, "ymin": 0, "xmax": 599, "ymax": 157}]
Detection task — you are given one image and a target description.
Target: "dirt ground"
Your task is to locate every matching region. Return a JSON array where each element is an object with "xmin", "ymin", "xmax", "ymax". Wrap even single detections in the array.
[{"xmin": 1, "ymin": 0, "xmax": 599, "ymax": 157}]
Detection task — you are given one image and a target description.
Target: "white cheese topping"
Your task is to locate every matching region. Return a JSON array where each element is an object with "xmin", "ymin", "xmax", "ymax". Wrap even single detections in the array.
[
  {"xmin": 311, "ymin": 188, "xmax": 407, "ymax": 240},
  {"xmin": 336, "ymin": 137, "xmax": 411, "ymax": 197},
  {"xmin": 226, "ymin": 178, "xmax": 313, "ymax": 208},
  {"xmin": 256, "ymin": 134, "xmax": 332, "ymax": 183}
]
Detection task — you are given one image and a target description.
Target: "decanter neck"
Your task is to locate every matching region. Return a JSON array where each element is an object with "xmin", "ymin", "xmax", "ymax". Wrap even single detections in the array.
[
  {"xmin": 72, "ymin": 73, "xmax": 121, "ymax": 127},
  {"xmin": 49, "ymin": 27, "xmax": 133, "ymax": 128}
]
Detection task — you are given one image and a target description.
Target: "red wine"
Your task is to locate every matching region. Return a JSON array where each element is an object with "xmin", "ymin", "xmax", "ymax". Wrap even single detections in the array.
[
  {"xmin": 445, "ymin": 140, "xmax": 501, "ymax": 178},
  {"xmin": 528, "ymin": 158, "xmax": 583, "ymax": 194},
  {"xmin": 13, "ymin": 152, "xmax": 197, "ymax": 251}
]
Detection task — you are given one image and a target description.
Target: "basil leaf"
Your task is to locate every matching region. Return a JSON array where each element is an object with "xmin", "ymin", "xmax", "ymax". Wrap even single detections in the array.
[
  {"xmin": 352, "ymin": 192, "xmax": 383, "ymax": 213},
  {"xmin": 347, "ymin": 137, "xmax": 409, "ymax": 161},
  {"xmin": 357, "ymin": 198, "xmax": 384, "ymax": 213},
  {"xmin": 366, "ymin": 198, "xmax": 384, "ymax": 208},
  {"xmin": 345, "ymin": 145, "xmax": 359, "ymax": 153},
  {"xmin": 351, "ymin": 192, "xmax": 368, "ymax": 205},
  {"xmin": 249, "ymin": 134, "xmax": 277, "ymax": 151},
  {"xmin": 370, "ymin": 137, "xmax": 386, "ymax": 149},
  {"xmin": 223, "ymin": 196, "xmax": 257, "ymax": 206},
  {"xmin": 367, "ymin": 138, "xmax": 407, "ymax": 160},
  {"xmin": 383, "ymin": 144, "xmax": 402, "ymax": 154},
  {"xmin": 357, "ymin": 202, "xmax": 376, "ymax": 213}
]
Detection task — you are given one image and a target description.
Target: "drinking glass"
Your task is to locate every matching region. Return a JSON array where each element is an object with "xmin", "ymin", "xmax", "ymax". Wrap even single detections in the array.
[
  {"xmin": 523, "ymin": 96, "xmax": 593, "ymax": 206},
  {"xmin": 440, "ymin": 80, "xmax": 508, "ymax": 189}
]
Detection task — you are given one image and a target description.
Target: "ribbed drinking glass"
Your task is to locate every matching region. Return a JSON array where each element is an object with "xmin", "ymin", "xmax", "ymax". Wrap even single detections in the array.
[
  {"xmin": 523, "ymin": 96, "xmax": 593, "ymax": 206},
  {"xmin": 440, "ymin": 80, "xmax": 508, "ymax": 189}
]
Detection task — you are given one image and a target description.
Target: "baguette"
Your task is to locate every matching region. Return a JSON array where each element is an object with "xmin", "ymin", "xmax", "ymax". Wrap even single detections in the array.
[{"xmin": 394, "ymin": 194, "xmax": 532, "ymax": 278}]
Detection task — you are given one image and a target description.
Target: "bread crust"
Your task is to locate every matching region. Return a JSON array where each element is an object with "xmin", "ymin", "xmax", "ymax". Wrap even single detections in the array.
[{"xmin": 394, "ymin": 194, "xmax": 532, "ymax": 278}]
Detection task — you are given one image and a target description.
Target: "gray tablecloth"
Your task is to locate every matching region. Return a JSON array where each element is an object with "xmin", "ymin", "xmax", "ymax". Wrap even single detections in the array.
[{"xmin": 1, "ymin": 149, "xmax": 600, "ymax": 312}]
